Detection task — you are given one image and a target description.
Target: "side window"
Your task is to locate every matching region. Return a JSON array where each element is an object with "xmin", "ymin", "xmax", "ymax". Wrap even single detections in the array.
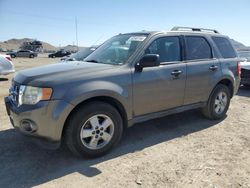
[
  {"xmin": 211, "ymin": 37, "xmax": 236, "ymax": 58},
  {"xmin": 146, "ymin": 36, "xmax": 181, "ymax": 62},
  {"xmin": 185, "ymin": 36, "xmax": 212, "ymax": 60}
]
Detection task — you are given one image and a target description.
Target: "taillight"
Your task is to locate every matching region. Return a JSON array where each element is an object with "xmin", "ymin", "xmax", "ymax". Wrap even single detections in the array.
[
  {"xmin": 237, "ymin": 62, "xmax": 241, "ymax": 76},
  {"xmin": 5, "ymin": 56, "xmax": 12, "ymax": 61}
]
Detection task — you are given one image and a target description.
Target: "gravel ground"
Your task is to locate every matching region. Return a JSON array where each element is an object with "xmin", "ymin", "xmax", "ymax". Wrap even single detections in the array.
[{"xmin": 0, "ymin": 55, "xmax": 250, "ymax": 188}]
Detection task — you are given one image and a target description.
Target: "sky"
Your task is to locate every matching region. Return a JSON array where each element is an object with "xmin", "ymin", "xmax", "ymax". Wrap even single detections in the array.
[{"xmin": 0, "ymin": 0, "xmax": 249, "ymax": 47}]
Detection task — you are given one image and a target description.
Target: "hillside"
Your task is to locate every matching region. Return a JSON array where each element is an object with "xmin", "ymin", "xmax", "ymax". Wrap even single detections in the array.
[
  {"xmin": 0, "ymin": 38, "xmax": 86, "ymax": 53},
  {"xmin": 0, "ymin": 38, "xmax": 57, "ymax": 52},
  {"xmin": 230, "ymin": 39, "xmax": 250, "ymax": 51}
]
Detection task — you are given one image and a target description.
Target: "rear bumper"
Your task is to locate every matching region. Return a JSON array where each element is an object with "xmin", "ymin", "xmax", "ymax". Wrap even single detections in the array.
[{"xmin": 4, "ymin": 96, "xmax": 74, "ymax": 149}]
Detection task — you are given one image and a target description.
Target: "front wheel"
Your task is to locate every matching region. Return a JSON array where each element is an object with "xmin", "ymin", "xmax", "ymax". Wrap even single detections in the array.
[
  {"xmin": 202, "ymin": 84, "xmax": 231, "ymax": 120},
  {"xmin": 64, "ymin": 102, "xmax": 123, "ymax": 158}
]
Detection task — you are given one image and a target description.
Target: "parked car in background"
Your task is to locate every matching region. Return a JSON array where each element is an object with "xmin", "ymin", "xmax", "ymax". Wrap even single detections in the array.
[
  {"xmin": 238, "ymin": 50, "xmax": 250, "ymax": 87},
  {"xmin": 5, "ymin": 27, "xmax": 241, "ymax": 158},
  {"xmin": 60, "ymin": 47, "xmax": 97, "ymax": 62},
  {"xmin": 238, "ymin": 51, "xmax": 250, "ymax": 62},
  {"xmin": 48, "ymin": 50, "xmax": 71, "ymax": 58},
  {"xmin": 0, "ymin": 54, "xmax": 15, "ymax": 75},
  {"xmin": 7, "ymin": 50, "xmax": 37, "ymax": 58}
]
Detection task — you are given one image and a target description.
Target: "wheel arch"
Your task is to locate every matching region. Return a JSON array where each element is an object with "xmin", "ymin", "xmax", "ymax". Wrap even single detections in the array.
[
  {"xmin": 216, "ymin": 78, "xmax": 234, "ymax": 98},
  {"xmin": 61, "ymin": 96, "xmax": 128, "ymax": 142}
]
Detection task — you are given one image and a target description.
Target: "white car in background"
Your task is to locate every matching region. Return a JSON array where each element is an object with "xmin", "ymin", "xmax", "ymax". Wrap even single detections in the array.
[
  {"xmin": 0, "ymin": 54, "xmax": 15, "ymax": 75},
  {"xmin": 238, "ymin": 51, "xmax": 250, "ymax": 87}
]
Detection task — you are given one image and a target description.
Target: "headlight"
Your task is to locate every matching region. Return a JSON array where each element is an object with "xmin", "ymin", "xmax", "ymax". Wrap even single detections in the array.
[{"xmin": 18, "ymin": 85, "xmax": 53, "ymax": 105}]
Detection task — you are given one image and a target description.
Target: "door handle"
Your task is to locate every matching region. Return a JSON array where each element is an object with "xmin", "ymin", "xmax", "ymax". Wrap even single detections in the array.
[
  {"xmin": 171, "ymin": 70, "xmax": 182, "ymax": 76},
  {"xmin": 209, "ymin": 65, "xmax": 218, "ymax": 71}
]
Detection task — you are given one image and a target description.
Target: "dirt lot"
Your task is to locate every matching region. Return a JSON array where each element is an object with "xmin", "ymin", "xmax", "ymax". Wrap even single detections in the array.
[{"xmin": 0, "ymin": 55, "xmax": 250, "ymax": 188}]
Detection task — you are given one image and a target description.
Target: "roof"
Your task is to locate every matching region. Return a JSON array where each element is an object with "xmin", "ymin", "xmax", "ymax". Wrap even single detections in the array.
[
  {"xmin": 119, "ymin": 26, "xmax": 224, "ymax": 37},
  {"xmin": 118, "ymin": 31, "xmax": 157, "ymax": 35},
  {"xmin": 171, "ymin": 26, "xmax": 219, "ymax": 34}
]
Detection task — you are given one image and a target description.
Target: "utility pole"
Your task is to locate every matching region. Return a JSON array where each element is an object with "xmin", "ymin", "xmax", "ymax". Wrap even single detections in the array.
[{"xmin": 75, "ymin": 16, "xmax": 79, "ymax": 51}]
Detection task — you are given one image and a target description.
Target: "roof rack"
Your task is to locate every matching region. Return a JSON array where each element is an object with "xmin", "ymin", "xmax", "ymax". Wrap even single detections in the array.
[{"xmin": 171, "ymin": 26, "xmax": 220, "ymax": 34}]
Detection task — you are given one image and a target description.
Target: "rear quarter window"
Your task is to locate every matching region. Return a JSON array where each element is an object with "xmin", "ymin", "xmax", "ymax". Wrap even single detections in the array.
[{"xmin": 212, "ymin": 37, "xmax": 236, "ymax": 58}]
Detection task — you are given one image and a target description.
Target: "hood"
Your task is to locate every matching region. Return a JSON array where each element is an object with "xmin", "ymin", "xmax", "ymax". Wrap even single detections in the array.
[
  {"xmin": 14, "ymin": 61, "xmax": 116, "ymax": 86},
  {"xmin": 241, "ymin": 61, "xmax": 250, "ymax": 70}
]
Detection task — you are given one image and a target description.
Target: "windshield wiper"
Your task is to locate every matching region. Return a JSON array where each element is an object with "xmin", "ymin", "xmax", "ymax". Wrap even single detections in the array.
[
  {"xmin": 85, "ymin": 59, "xmax": 101, "ymax": 64},
  {"xmin": 85, "ymin": 59, "xmax": 120, "ymax": 65}
]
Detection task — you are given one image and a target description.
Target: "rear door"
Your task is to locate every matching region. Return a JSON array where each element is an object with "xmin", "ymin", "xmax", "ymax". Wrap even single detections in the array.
[
  {"xmin": 211, "ymin": 36, "xmax": 240, "ymax": 89},
  {"xmin": 132, "ymin": 36, "xmax": 187, "ymax": 116},
  {"xmin": 183, "ymin": 35, "xmax": 221, "ymax": 104}
]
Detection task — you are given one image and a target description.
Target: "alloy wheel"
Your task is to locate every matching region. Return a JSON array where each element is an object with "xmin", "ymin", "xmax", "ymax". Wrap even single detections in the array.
[
  {"xmin": 80, "ymin": 114, "xmax": 114, "ymax": 150},
  {"xmin": 214, "ymin": 91, "xmax": 228, "ymax": 114}
]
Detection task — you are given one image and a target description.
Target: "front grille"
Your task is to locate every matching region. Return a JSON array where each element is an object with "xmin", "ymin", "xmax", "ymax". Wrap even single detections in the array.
[
  {"xmin": 241, "ymin": 68, "xmax": 250, "ymax": 79},
  {"xmin": 9, "ymin": 81, "xmax": 20, "ymax": 105}
]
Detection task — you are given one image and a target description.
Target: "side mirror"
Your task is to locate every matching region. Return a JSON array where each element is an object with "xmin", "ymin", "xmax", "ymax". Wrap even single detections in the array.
[{"xmin": 135, "ymin": 54, "xmax": 160, "ymax": 72}]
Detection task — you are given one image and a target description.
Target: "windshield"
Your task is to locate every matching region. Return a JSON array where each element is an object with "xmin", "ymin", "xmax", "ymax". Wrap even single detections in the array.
[
  {"xmin": 68, "ymin": 47, "xmax": 96, "ymax": 61},
  {"xmin": 238, "ymin": 51, "xmax": 250, "ymax": 62},
  {"xmin": 85, "ymin": 34, "xmax": 147, "ymax": 65}
]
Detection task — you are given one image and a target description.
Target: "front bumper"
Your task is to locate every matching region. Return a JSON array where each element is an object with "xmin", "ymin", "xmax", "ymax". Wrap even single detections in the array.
[{"xmin": 4, "ymin": 96, "xmax": 74, "ymax": 149}]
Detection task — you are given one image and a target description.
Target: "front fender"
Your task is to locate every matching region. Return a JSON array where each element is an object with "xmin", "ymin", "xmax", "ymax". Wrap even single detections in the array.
[{"xmin": 63, "ymin": 80, "xmax": 132, "ymax": 119}]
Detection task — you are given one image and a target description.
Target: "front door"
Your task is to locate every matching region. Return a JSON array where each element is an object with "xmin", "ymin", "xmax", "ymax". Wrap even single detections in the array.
[{"xmin": 132, "ymin": 36, "xmax": 187, "ymax": 116}]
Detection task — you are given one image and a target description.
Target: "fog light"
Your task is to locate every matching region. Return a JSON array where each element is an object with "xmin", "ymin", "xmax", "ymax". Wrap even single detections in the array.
[{"xmin": 20, "ymin": 119, "xmax": 37, "ymax": 133}]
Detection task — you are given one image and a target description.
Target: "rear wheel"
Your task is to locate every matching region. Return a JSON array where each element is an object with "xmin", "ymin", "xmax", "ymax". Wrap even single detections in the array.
[
  {"xmin": 64, "ymin": 102, "xmax": 123, "ymax": 158},
  {"xmin": 11, "ymin": 54, "xmax": 16, "ymax": 58},
  {"xmin": 202, "ymin": 84, "xmax": 231, "ymax": 120},
  {"xmin": 29, "ymin": 54, "xmax": 34, "ymax": 58}
]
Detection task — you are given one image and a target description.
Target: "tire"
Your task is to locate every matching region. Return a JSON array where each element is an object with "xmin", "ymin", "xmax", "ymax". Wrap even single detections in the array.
[
  {"xmin": 64, "ymin": 101, "xmax": 123, "ymax": 158},
  {"xmin": 29, "ymin": 54, "xmax": 34, "ymax": 58},
  {"xmin": 202, "ymin": 84, "xmax": 231, "ymax": 120},
  {"xmin": 11, "ymin": 54, "xmax": 16, "ymax": 58}
]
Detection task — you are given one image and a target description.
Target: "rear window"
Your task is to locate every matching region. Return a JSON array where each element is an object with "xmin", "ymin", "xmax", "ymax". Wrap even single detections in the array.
[
  {"xmin": 212, "ymin": 37, "xmax": 236, "ymax": 58},
  {"xmin": 185, "ymin": 36, "xmax": 212, "ymax": 60}
]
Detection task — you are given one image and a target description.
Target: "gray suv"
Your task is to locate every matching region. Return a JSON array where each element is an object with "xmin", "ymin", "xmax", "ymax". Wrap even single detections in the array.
[{"xmin": 5, "ymin": 27, "xmax": 241, "ymax": 157}]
